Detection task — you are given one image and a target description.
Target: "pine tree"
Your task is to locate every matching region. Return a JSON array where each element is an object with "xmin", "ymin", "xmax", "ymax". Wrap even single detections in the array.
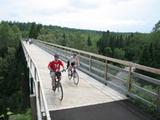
[{"xmin": 87, "ymin": 36, "xmax": 92, "ymax": 46}]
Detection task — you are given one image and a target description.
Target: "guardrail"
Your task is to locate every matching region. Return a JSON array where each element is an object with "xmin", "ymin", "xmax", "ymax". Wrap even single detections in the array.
[
  {"xmin": 21, "ymin": 41, "xmax": 51, "ymax": 120},
  {"xmin": 32, "ymin": 39, "xmax": 160, "ymax": 111}
]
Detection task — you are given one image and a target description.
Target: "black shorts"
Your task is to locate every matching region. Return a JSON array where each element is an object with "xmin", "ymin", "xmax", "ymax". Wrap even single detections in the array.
[
  {"xmin": 67, "ymin": 61, "xmax": 75, "ymax": 68},
  {"xmin": 71, "ymin": 62, "xmax": 75, "ymax": 66},
  {"xmin": 55, "ymin": 71, "xmax": 61, "ymax": 79}
]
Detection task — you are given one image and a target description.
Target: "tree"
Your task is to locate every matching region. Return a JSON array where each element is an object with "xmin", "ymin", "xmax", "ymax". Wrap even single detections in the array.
[
  {"xmin": 114, "ymin": 48, "xmax": 125, "ymax": 59},
  {"xmin": 153, "ymin": 20, "xmax": 160, "ymax": 32},
  {"xmin": 61, "ymin": 33, "xmax": 66, "ymax": 46},
  {"xmin": 87, "ymin": 36, "xmax": 92, "ymax": 46},
  {"xmin": 97, "ymin": 31, "xmax": 110, "ymax": 54},
  {"xmin": 29, "ymin": 23, "xmax": 42, "ymax": 39},
  {"xmin": 104, "ymin": 47, "xmax": 112, "ymax": 57},
  {"xmin": 29, "ymin": 22, "xmax": 36, "ymax": 38},
  {"xmin": 139, "ymin": 24, "xmax": 160, "ymax": 69},
  {"xmin": 0, "ymin": 22, "xmax": 12, "ymax": 57},
  {"xmin": 0, "ymin": 22, "xmax": 29, "ymax": 120}
]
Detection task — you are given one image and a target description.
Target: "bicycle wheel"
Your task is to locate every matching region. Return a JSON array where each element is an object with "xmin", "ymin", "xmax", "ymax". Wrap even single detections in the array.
[
  {"xmin": 73, "ymin": 71, "xmax": 79, "ymax": 85},
  {"xmin": 68, "ymin": 70, "xmax": 72, "ymax": 80},
  {"xmin": 56, "ymin": 82, "xmax": 63, "ymax": 101}
]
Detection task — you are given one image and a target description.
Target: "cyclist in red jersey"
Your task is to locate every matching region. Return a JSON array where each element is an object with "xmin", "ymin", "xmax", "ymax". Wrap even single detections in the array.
[{"xmin": 48, "ymin": 54, "xmax": 64, "ymax": 90}]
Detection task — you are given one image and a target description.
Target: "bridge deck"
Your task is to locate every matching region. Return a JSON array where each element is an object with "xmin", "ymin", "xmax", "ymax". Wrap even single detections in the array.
[
  {"xmin": 24, "ymin": 42, "xmax": 126, "ymax": 110},
  {"xmin": 23, "ymin": 42, "xmax": 152, "ymax": 120}
]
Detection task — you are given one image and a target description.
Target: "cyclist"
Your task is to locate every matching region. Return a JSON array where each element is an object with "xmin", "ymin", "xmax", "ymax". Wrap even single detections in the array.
[
  {"xmin": 48, "ymin": 54, "xmax": 65, "ymax": 91},
  {"xmin": 28, "ymin": 38, "xmax": 32, "ymax": 45},
  {"xmin": 67, "ymin": 53, "xmax": 79, "ymax": 74}
]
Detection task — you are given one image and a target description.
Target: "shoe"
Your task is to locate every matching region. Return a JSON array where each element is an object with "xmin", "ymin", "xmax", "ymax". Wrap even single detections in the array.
[{"xmin": 52, "ymin": 86, "xmax": 56, "ymax": 91}]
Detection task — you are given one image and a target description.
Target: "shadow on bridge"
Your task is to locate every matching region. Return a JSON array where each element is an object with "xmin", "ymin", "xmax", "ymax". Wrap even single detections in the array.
[{"xmin": 50, "ymin": 100, "xmax": 153, "ymax": 120}]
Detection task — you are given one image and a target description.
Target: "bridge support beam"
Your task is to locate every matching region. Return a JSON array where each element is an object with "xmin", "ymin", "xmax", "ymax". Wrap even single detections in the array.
[
  {"xmin": 30, "ymin": 94, "xmax": 37, "ymax": 120},
  {"xmin": 29, "ymin": 71, "xmax": 34, "ymax": 94}
]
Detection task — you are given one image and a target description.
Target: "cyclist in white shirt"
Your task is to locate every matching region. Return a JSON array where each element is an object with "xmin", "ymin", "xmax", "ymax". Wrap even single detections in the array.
[{"xmin": 67, "ymin": 53, "xmax": 79, "ymax": 70}]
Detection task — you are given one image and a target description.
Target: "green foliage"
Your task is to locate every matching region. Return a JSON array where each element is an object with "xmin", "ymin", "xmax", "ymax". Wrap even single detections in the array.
[
  {"xmin": 104, "ymin": 47, "xmax": 112, "ymax": 57},
  {"xmin": 114, "ymin": 48, "xmax": 125, "ymax": 59},
  {"xmin": 37, "ymin": 25, "xmax": 101, "ymax": 53},
  {"xmin": 9, "ymin": 109, "xmax": 31, "ymax": 120},
  {"xmin": 130, "ymin": 84, "xmax": 160, "ymax": 120},
  {"xmin": 97, "ymin": 31, "xmax": 149, "ymax": 62},
  {"xmin": 138, "ymin": 32, "xmax": 160, "ymax": 79},
  {"xmin": 139, "ymin": 30, "xmax": 160, "ymax": 69},
  {"xmin": 97, "ymin": 31, "xmax": 111, "ymax": 54},
  {"xmin": 29, "ymin": 22, "xmax": 42, "ymax": 39},
  {"xmin": 87, "ymin": 36, "xmax": 92, "ymax": 46},
  {"xmin": 153, "ymin": 20, "xmax": 160, "ymax": 32},
  {"xmin": 0, "ymin": 21, "xmax": 30, "ymax": 120}
]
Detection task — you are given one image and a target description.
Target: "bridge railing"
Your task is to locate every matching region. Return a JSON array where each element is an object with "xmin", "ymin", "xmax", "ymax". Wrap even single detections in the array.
[
  {"xmin": 21, "ymin": 41, "xmax": 51, "ymax": 120},
  {"xmin": 32, "ymin": 39, "xmax": 160, "ymax": 111}
]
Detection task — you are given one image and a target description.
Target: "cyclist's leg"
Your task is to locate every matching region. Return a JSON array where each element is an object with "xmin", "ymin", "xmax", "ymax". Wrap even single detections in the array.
[
  {"xmin": 55, "ymin": 72, "xmax": 61, "ymax": 82},
  {"xmin": 73, "ymin": 65, "xmax": 76, "ymax": 77},
  {"xmin": 72, "ymin": 65, "xmax": 79, "ymax": 85},
  {"xmin": 50, "ymin": 71, "xmax": 56, "ymax": 90},
  {"xmin": 67, "ymin": 60, "xmax": 70, "ymax": 69},
  {"xmin": 71, "ymin": 62, "xmax": 75, "ymax": 75},
  {"xmin": 68, "ymin": 65, "xmax": 72, "ymax": 75}
]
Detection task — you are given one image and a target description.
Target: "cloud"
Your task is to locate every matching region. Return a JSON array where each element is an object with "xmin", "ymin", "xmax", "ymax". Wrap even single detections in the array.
[
  {"xmin": 0, "ymin": 0, "xmax": 160, "ymax": 32},
  {"xmin": 69, "ymin": 0, "xmax": 100, "ymax": 9}
]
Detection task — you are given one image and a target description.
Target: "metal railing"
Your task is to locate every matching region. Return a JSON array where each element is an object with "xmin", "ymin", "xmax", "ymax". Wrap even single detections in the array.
[
  {"xmin": 32, "ymin": 39, "xmax": 160, "ymax": 111},
  {"xmin": 21, "ymin": 41, "xmax": 51, "ymax": 120}
]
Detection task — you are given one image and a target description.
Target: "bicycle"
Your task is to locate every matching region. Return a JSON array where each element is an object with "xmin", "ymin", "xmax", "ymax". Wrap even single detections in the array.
[
  {"xmin": 68, "ymin": 66, "xmax": 79, "ymax": 85},
  {"xmin": 52, "ymin": 69, "xmax": 65, "ymax": 101}
]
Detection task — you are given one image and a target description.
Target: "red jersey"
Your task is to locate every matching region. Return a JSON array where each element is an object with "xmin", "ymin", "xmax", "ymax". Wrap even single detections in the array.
[{"xmin": 48, "ymin": 60, "xmax": 64, "ymax": 72}]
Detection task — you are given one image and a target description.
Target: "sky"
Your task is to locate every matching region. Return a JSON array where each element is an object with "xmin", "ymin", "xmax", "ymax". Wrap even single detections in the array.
[{"xmin": 0, "ymin": 0, "xmax": 160, "ymax": 32}]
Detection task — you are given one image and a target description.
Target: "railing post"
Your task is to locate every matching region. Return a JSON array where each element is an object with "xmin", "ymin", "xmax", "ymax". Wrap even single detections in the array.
[
  {"xmin": 27, "ymin": 54, "xmax": 29, "ymax": 62},
  {"xmin": 30, "ymin": 59, "xmax": 32, "ymax": 69},
  {"xmin": 89, "ymin": 55, "xmax": 92, "ymax": 72},
  {"xmin": 37, "ymin": 81, "xmax": 41, "ymax": 113},
  {"xmin": 105, "ymin": 60, "xmax": 108, "ymax": 80},
  {"xmin": 34, "ymin": 67, "xmax": 37, "ymax": 80},
  {"xmin": 128, "ymin": 66, "xmax": 132, "ymax": 92},
  {"xmin": 78, "ymin": 52, "xmax": 80, "ymax": 68},
  {"xmin": 157, "ymin": 87, "xmax": 160, "ymax": 112}
]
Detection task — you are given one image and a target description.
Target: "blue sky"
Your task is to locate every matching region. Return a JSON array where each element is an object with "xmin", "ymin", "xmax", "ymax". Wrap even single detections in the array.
[{"xmin": 0, "ymin": 0, "xmax": 160, "ymax": 32}]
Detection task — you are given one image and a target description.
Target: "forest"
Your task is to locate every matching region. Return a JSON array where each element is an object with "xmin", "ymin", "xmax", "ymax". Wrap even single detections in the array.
[{"xmin": 0, "ymin": 20, "xmax": 160, "ymax": 120}]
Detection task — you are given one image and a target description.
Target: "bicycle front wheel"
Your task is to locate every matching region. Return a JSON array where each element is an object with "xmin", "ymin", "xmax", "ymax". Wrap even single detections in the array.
[
  {"xmin": 73, "ymin": 72, "xmax": 79, "ymax": 85},
  {"xmin": 56, "ymin": 82, "xmax": 63, "ymax": 101}
]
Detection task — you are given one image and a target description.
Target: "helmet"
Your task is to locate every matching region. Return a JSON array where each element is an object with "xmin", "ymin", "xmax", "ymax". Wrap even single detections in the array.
[
  {"xmin": 73, "ymin": 53, "xmax": 77, "ymax": 57},
  {"xmin": 54, "ymin": 54, "xmax": 59, "ymax": 58}
]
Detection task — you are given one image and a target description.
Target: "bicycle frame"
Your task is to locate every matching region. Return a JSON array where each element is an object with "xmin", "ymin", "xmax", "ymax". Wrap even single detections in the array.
[{"xmin": 52, "ymin": 69, "xmax": 65, "ymax": 101}]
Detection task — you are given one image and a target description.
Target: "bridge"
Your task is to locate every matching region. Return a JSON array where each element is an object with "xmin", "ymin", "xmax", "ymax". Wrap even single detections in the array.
[{"xmin": 21, "ymin": 40, "xmax": 160, "ymax": 120}]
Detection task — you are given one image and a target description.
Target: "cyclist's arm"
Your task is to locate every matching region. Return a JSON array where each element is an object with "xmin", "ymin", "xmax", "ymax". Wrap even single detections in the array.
[
  {"xmin": 60, "ymin": 60, "xmax": 65, "ymax": 69},
  {"xmin": 76, "ymin": 56, "xmax": 80, "ymax": 66},
  {"xmin": 48, "ymin": 62, "xmax": 53, "ymax": 72}
]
